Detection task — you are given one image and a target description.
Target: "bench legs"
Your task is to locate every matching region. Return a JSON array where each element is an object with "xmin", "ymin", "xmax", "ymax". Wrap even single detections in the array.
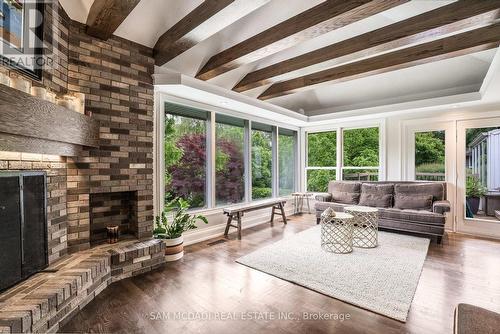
[
  {"xmin": 224, "ymin": 202, "xmax": 287, "ymax": 240},
  {"xmin": 271, "ymin": 202, "xmax": 287, "ymax": 226},
  {"xmin": 224, "ymin": 212, "xmax": 243, "ymax": 240}
]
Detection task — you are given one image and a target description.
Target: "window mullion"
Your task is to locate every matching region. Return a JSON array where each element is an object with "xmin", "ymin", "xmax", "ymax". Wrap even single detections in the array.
[
  {"xmin": 337, "ymin": 128, "xmax": 343, "ymax": 181},
  {"xmin": 207, "ymin": 112, "xmax": 216, "ymax": 208},
  {"xmin": 272, "ymin": 126, "xmax": 279, "ymax": 198},
  {"xmin": 245, "ymin": 120, "xmax": 252, "ymax": 202}
]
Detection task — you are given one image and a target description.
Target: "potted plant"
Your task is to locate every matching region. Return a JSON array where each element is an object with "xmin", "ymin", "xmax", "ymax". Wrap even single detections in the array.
[
  {"xmin": 466, "ymin": 175, "xmax": 487, "ymax": 215},
  {"xmin": 154, "ymin": 198, "xmax": 208, "ymax": 261}
]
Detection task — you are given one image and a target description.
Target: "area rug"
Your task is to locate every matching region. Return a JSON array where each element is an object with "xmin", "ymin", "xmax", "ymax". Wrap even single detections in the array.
[{"xmin": 236, "ymin": 226, "xmax": 430, "ymax": 322}]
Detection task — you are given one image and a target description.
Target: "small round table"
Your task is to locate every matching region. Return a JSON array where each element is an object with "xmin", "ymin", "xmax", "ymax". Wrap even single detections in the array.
[
  {"xmin": 291, "ymin": 192, "xmax": 313, "ymax": 214},
  {"xmin": 344, "ymin": 206, "xmax": 379, "ymax": 248},
  {"xmin": 320, "ymin": 212, "xmax": 354, "ymax": 254}
]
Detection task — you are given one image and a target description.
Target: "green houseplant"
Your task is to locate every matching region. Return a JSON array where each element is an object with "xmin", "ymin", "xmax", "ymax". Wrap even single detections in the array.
[
  {"xmin": 154, "ymin": 198, "xmax": 208, "ymax": 261},
  {"xmin": 466, "ymin": 175, "xmax": 487, "ymax": 215}
]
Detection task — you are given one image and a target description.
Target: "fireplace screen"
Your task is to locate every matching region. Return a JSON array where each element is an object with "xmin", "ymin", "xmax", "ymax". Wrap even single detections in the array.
[{"xmin": 0, "ymin": 172, "xmax": 48, "ymax": 291}]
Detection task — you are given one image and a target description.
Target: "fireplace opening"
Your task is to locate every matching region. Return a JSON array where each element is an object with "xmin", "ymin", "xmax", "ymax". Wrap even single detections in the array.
[
  {"xmin": 0, "ymin": 172, "xmax": 48, "ymax": 292},
  {"xmin": 89, "ymin": 191, "xmax": 138, "ymax": 245}
]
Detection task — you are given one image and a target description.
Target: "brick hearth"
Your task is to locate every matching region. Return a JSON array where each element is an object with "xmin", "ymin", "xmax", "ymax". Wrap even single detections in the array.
[{"xmin": 0, "ymin": 239, "xmax": 165, "ymax": 333}]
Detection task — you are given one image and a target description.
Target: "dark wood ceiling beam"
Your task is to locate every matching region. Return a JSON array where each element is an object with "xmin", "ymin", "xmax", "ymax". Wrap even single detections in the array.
[
  {"xmin": 196, "ymin": 0, "xmax": 408, "ymax": 80},
  {"xmin": 154, "ymin": 0, "xmax": 236, "ymax": 66},
  {"xmin": 258, "ymin": 23, "xmax": 500, "ymax": 100},
  {"xmin": 86, "ymin": 0, "xmax": 141, "ymax": 40},
  {"xmin": 235, "ymin": 0, "xmax": 500, "ymax": 92}
]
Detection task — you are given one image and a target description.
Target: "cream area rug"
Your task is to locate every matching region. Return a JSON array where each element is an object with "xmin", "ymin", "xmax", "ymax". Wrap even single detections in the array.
[{"xmin": 236, "ymin": 226, "xmax": 430, "ymax": 322}]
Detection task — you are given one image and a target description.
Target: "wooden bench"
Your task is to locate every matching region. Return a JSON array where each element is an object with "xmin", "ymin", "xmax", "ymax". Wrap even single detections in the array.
[{"xmin": 223, "ymin": 199, "xmax": 287, "ymax": 239}]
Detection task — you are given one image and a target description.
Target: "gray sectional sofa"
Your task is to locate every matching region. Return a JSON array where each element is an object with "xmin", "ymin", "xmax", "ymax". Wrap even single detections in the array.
[{"xmin": 315, "ymin": 181, "xmax": 450, "ymax": 243}]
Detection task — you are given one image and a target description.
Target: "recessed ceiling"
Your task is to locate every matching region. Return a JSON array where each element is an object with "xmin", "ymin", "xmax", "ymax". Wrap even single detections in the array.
[{"xmin": 59, "ymin": 0, "xmax": 500, "ymax": 117}]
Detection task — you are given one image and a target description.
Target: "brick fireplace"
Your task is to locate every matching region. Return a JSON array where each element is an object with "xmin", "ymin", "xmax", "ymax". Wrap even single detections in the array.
[
  {"xmin": 0, "ymin": 2, "xmax": 159, "ymax": 331},
  {"xmin": 0, "ymin": 1, "xmax": 154, "ymax": 266}
]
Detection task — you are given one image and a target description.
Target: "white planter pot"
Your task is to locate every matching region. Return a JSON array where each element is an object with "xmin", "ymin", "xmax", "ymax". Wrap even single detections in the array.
[{"xmin": 163, "ymin": 235, "xmax": 184, "ymax": 262}]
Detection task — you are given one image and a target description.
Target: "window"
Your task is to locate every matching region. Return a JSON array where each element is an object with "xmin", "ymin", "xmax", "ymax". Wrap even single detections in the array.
[
  {"xmin": 164, "ymin": 103, "xmax": 208, "ymax": 209},
  {"xmin": 464, "ymin": 126, "xmax": 500, "ymax": 221},
  {"xmin": 252, "ymin": 123, "xmax": 273, "ymax": 200},
  {"xmin": 215, "ymin": 115, "xmax": 245, "ymax": 205},
  {"xmin": 306, "ymin": 131, "xmax": 336, "ymax": 192},
  {"xmin": 279, "ymin": 128, "xmax": 296, "ymax": 196},
  {"xmin": 342, "ymin": 127, "xmax": 379, "ymax": 181},
  {"xmin": 415, "ymin": 131, "xmax": 445, "ymax": 181},
  {"xmin": 161, "ymin": 101, "xmax": 299, "ymax": 212}
]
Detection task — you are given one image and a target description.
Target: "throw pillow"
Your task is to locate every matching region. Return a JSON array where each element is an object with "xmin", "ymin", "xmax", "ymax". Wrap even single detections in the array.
[
  {"xmin": 394, "ymin": 194, "xmax": 433, "ymax": 211},
  {"xmin": 331, "ymin": 191, "xmax": 360, "ymax": 204},
  {"xmin": 359, "ymin": 193, "xmax": 392, "ymax": 208}
]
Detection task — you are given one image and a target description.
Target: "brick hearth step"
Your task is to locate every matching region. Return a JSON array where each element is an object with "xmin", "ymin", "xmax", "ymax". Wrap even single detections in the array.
[{"xmin": 0, "ymin": 239, "xmax": 165, "ymax": 333}]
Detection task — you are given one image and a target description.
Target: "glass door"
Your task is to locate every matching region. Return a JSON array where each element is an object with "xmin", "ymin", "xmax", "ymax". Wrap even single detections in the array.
[{"xmin": 457, "ymin": 119, "xmax": 500, "ymax": 237}]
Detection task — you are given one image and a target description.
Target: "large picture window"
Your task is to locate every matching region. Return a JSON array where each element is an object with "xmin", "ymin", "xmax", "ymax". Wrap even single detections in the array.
[
  {"xmin": 306, "ymin": 131, "xmax": 336, "ymax": 192},
  {"xmin": 306, "ymin": 126, "xmax": 381, "ymax": 192},
  {"xmin": 279, "ymin": 128, "xmax": 296, "ymax": 196},
  {"xmin": 164, "ymin": 104, "xmax": 208, "ymax": 209},
  {"xmin": 342, "ymin": 127, "xmax": 379, "ymax": 181},
  {"xmin": 161, "ymin": 101, "xmax": 299, "ymax": 212},
  {"xmin": 252, "ymin": 123, "xmax": 273, "ymax": 200},
  {"xmin": 215, "ymin": 115, "xmax": 245, "ymax": 205}
]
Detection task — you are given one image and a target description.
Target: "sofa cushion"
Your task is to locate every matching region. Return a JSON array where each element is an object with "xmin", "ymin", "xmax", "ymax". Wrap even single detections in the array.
[
  {"xmin": 394, "ymin": 183, "xmax": 445, "ymax": 201},
  {"xmin": 359, "ymin": 194, "xmax": 392, "ymax": 208},
  {"xmin": 394, "ymin": 194, "xmax": 433, "ymax": 211},
  {"xmin": 379, "ymin": 208, "xmax": 445, "ymax": 225},
  {"xmin": 359, "ymin": 183, "xmax": 394, "ymax": 208},
  {"xmin": 328, "ymin": 181, "xmax": 361, "ymax": 204}
]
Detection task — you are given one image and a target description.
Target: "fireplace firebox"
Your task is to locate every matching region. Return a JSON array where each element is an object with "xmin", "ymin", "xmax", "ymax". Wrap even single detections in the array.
[{"xmin": 0, "ymin": 172, "xmax": 48, "ymax": 291}]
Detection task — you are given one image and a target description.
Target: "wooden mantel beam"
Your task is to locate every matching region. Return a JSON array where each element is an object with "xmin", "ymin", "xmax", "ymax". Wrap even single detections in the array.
[
  {"xmin": 86, "ymin": 0, "xmax": 141, "ymax": 40},
  {"xmin": 258, "ymin": 23, "xmax": 500, "ymax": 100},
  {"xmin": 195, "ymin": 0, "xmax": 407, "ymax": 80},
  {"xmin": 234, "ymin": 0, "xmax": 500, "ymax": 93}
]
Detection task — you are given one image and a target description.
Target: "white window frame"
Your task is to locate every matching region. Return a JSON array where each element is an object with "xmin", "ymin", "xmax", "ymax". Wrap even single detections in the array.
[
  {"xmin": 154, "ymin": 93, "xmax": 299, "ymax": 216},
  {"xmin": 303, "ymin": 120, "xmax": 385, "ymax": 192}
]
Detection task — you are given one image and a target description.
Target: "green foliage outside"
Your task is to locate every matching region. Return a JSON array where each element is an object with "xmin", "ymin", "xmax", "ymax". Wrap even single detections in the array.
[
  {"xmin": 343, "ymin": 128, "xmax": 379, "ymax": 167},
  {"xmin": 466, "ymin": 174, "xmax": 487, "ymax": 198},
  {"xmin": 307, "ymin": 169, "xmax": 336, "ymax": 192},
  {"xmin": 307, "ymin": 131, "xmax": 336, "ymax": 166},
  {"xmin": 307, "ymin": 128, "xmax": 379, "ymax": 191},
  {"xmin": 252, "ymin": 129, "xmax": 272, "ymax": 199},
  {"xmin": 279, "ymin": 134, "xmax": 295, "ymax": 196}
]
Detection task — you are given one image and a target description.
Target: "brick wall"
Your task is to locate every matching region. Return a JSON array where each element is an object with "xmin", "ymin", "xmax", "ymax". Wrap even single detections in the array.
[
  {"xmin": 65, "ymin": 21, "xmax": 154, "ymax": 253},
  {"xmin": 0, "ymin": 2, "xmax": 155, "ymax": 258}
]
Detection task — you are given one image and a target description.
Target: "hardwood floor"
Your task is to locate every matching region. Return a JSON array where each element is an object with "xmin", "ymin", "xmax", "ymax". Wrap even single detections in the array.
[{"xmin": 60, "ymin": 214, "xmax": 500, "ymax": 334}]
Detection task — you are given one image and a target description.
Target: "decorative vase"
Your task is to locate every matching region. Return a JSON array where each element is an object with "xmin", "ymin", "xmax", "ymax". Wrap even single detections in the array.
[
  {"xmin": 466, "ymin": 197, "xmax": 480, "ymax": 215},
  {"xmin": 106, "ymin": 225, "xmax": 119, "ymax": 244},
  {"xmin": 164, "ymin": 235, "xmax": 184, "ymax": 262}
]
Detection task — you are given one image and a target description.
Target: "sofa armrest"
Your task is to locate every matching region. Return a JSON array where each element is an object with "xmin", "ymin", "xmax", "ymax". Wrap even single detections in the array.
[
  {"xmin": 433, "ymin": 200, "xmax": 451, "ymax": 214},
  {"xmin": 315, "ymin": 193, "xmax": 332, "ymax": 202}
]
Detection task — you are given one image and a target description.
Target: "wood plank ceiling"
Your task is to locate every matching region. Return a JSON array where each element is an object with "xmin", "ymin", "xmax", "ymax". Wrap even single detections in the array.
[{"xmin": 84, "ymin": 0, "xmax": 500, "ymax": 105}]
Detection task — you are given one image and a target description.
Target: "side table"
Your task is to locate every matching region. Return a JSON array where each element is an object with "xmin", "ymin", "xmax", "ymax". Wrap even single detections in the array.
[
  {"xmin": 344, "ymin": 206, "xmax": 379, "ymax": 248},
  {"xmin": 320, "ymin": 212, "xmax": 354, "ymax": 254}
]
